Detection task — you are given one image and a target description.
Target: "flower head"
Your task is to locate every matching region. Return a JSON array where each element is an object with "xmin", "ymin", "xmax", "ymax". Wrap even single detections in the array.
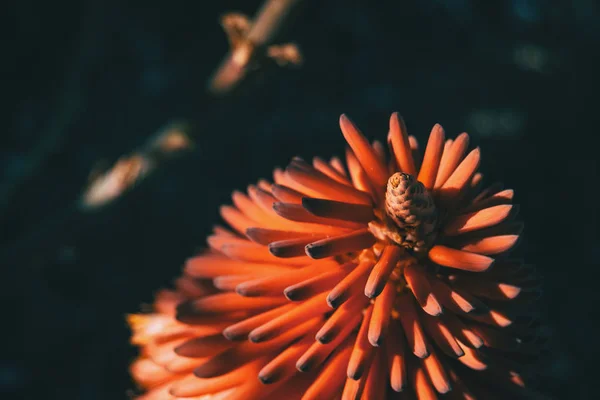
[{"xmin": 128, "ymin": 113, "xmax": 543, "ymax": 399}]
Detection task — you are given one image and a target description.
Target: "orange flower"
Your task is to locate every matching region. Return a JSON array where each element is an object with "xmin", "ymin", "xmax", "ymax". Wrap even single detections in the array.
[{"xmin": 128, "ymin": 113, "xmax": 544, "ymax": 399}]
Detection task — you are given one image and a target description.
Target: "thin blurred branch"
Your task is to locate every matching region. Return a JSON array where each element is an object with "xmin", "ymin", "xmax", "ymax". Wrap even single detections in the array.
[
  {"xmin": 81, "ymin": 122, "xmax": 193, "ymax": 210},
  {"xmin": 0, "ymin": 122, "xmax": 193, "ymax": 273},
  {"xmin": 208, "ymin": 0, "xmax": 305, "ymax": 95}
]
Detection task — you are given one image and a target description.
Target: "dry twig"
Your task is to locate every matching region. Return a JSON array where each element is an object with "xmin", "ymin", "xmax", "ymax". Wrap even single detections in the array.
[
  {"xmin": 0, "ymin": 122, "xmax": 193, "ymax": 270},
  {"xmin": 81, "ymin": 123, "xmax": 193, "ymax": 210},
  {"xmin": 208, "ymin": 0, "xmax": 305, "ymax": 95}
]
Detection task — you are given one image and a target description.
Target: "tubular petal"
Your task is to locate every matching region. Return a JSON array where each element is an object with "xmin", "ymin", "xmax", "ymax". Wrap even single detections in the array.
[
  {"xmin": 195, "ymin": 317, "xmax": 321, "ymax": 378},
  {"xmin": 386, "ymin": 323, "xmax": 408, "ymax": 392},
  {"xmin": 174, "ymin": 334, "xmax": 233, "ymax": 358},
  {"xmin": 459, "ymin": 235, "xmax": 520, "ymax": 255},
  {"xmin": 339, "ymin": 114, "xmax": 389, "ymax": 188},
  {"xmin": 417, "ymin": 124, "xmax": 445, "ymax": 189},
  {"xmin": 389, "ymin": 112, "xmax": 417, "ymax": 175},
  {"xmin": 345, "ymin": 148, "xmax": 378, "ymax": 201},
  {"xmin": 246, "ymin": 228, "xmax": 324, "ymax": 246},
  {"xmin": 301, "ymin": 341, "xmax": 353, "ymax": 400},
  {"xmin": 170, "ymin": 360, "xmax": 262, "ymax": 397},
  {"xmin": 365, "ymin": 245, "xmax": 403, "ymax": 298},
  {"xmin": 347, "ymin": 305, "xmax": 375, "ymax": 380},
  {"xmin": 327, "ymin": 259, "xmax": 373, "ymax": 308},
  {"xmin": 285, "ymin": 263, "xmax": 355, "ymax": 302},
  {"xmin": 305, "ymin": 228, "xmax": 376, "ymax": 259},
  {"xmin": 412, "ymin": 365, "xmax": 439, "ymax": 400},
  {"xmin": 186, "ymin": 292, "xmax": 287, "ymax": 315},
  {"xmin": 422, "ymin": 349, "xmax": 451, "ymax": 394},
  {"xmin": 271, "ymin": 184, "xmax": 304, "ymax": 204},
  {"xmin": 437, "ymin": 148, "xmax": 481, "ymax": 207},
  {"xmin": 286, "ymin": 160, "xmax": 373, "ymax": 205},
  {"xmin": 362, "ymin": 350, "xmax": 386, "ymax": 400},
  {"xmin": 421, "ymin": 313, "xmax": 464, "ymax": 358},
  {"xmin": 296, "ymin": 312, "xmax": 361, "ymax": 372},
  {"xmin": 317, "ymin": 295, "xmax": 369, "ymax": 344},
  {"xmin": 214, "ymin": 274, "xmax": 263, "ymax": 291},
  {"xmin": 270, "ymin": 237, "xmax": 324, "ymax": 258},
  {"xmin": 444, "ymin": 205, "xmax": 515, "ymax": 236},
  {"xmin": 272, "ymin": 202, "xmax": 364, "ymax": 230},
  {"xmin": 258, "ymin": 335, "xmax": 314, "ymax": 384},
  {"xmin": 368, "ymin": 280, "xmax": 396, "ymax": 346},
  {"xmin": 248, "ymin": 292, "xmax": 330, "ymax": 343},
  {"xmin": 329, "ymin": 156, "xmax": 348, "ymax": 176},
  {"xmin": 428, "ymin": 245, "xmax": 494, "ymax": 272},
  {"xmin": 434, "ymin": 132, "xmax": 470, "ymax": 189},
  {"xmin": 185, "ymin": 255, "xmax": 292, "ymax": 279},
  {"xmin": 222, "ymin": 303, "xmax": 295, "ymax": 340},
  {"xmin": 236, "ymin": 263, "xmax": 331, "ymax": 297},
  {"xmin": 397, "ymin": 295, "xmax": 430, "ymax": 358},
  {"xmin": 220, "ymin": 205, "xmax": 256, "ymax": 236},
  {"xmin": 301, "ymin": 197, "xmax": 375, "ymax": 223},
  {"xmin": 403, "ymin": 264, "xmax": 442, "ymax": 316},
  {"xmin": 313, "ymin": 157, "xmax": 353, "ymax": 186}
]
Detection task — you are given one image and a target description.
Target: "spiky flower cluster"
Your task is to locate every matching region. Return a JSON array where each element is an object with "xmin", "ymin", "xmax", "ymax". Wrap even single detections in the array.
[{"xmin": 128, "ymin": 113, "xmax": 543, "ymax": 399}]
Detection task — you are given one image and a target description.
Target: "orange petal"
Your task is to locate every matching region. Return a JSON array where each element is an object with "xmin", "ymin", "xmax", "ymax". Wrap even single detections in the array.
[
  {"xmin": 421, "ymin": 313, "xmax": 464, "ymax": 358},
  {"xmin": 305, "ymin": 228, "xmax": 376, "ymax": 259},
  {"xmin": 246, "ymin": 227, "xmax": 325, "ymax": 246},
  {"xmin": 313, "ymin": 157, "xmax": 352, "ymax": 185},
  {"xmin": 437, "ymin": 147, "xmax": 481, "ymax": 207},
  {"xmin": 328, "ymin": 259, "xmax": 373, "ymax": 308},
  {"xmin": 389, "ymin": 112, "xmax": 416, "ymax": 175},
  {"xmin": 330, "ymin": 156, "xmax": 348, "ymax": 176},
  {"xmin": 347, "ymin": 305, "xmax": 375, "ymax": 379},
  {"xmin": 317, "ymin": 295, "xmax": 369, "ymax": 344},
  {"xmin": 422, "ymin": 349, "xmax": 451, "ymax": 394},
  {"xmin": 273, "ymin": 202, "xmax": 364, "ymax": 230},
  {"xmin": 417, "ymin": 124, "xmax": 445, "ymax": 189},
  {"xmin": 403, "ymin": 263, "xmax": 442, "ymax": 316},
  {"xmin": 236, "ymin": 263, "xmax": 328, "ymax": 297},
  {"xmin": 428, "ymin": 245, "xmax": 494, "ymax": 272},
  {"xmin": 186, "ymin": 292, "xmax": 287, "ymax": 315},
  {"xmin": 170, "ymin": 360, "xmax": 259, "ymax": 397},
  {"xmin": 220, "ymin": 205, "xmax": 255, "ymax": 235},
  {"xmin": 248, "ymin": 292, "xmax": 330, "ymax": 342},
  {"xmin": 222, "ymin": 303, "xmax": 295, "ymax": 340},
  {"xmin": 302, "ymin": 197, "xmax": 375, "ymax": 223},
  {"xmin": 368, "ymin": 280, "xmax": 397, "ymax": 346},
  {"xmin": 271, "ymin": 184, "xmax": 303, "ymax": 204},
  {"xmin": 434, "ymin": 132, "xmax": 469, "ymax": 188},
  {"xmin": 339, "ymin": 114, "xmax": 389, "ymax": 188},
  {"xmin": 444, "ymin": 204, "xmax": 515, "ymax": 236},
  {"xmin": 459, "ymin": 234, "xmax": 520, "ymax": 255},
  {"xmin": 286, "ymin": 158, "xmax": 373, "ymax": 205},
  {"xmin": 361, "ymin": 349, "xmax": 387, "ymax": 400},
  {"xmin": 386, "ymin": 322, "xmax": 407, "ymax": 392},
  {"xmin": 194, "ymin": 317, "xmax": 320, "ymax": 378},
  {"xmin": 296, "ymin": 312, "xmax": 362, "ymax": 372},
  {"xmin": 285, "ymin": 263, "xmax": 355, "ymax": 301},
  {"xmin": 396, "ymin": 295, "xmax": 430, "ymax": 358},
  {"xmin": 365, "ymin": 245, "xmax": 403, "ymax": 298},
  {"xmin": 301, "ymin": 340, "xmax": 353, "ymax": 400},
  {"xmin": 258, "ymin": 335, "xmax": 314, "ymax": 384},
  {"xmin": 184, "ymin": 254, "xmax": 292, "ymax": 278}
]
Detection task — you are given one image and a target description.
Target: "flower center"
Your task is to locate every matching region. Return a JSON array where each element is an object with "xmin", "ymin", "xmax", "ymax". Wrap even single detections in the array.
[{"xmin": 368, "ymin": 172, "xmax": 438, "ymax": 253}]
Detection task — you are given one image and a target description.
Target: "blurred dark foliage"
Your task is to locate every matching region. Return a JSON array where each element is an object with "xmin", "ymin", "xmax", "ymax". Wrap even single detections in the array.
[{"xmin": 2, "ymin": 0, "xmax": 598, "ymax": 399}]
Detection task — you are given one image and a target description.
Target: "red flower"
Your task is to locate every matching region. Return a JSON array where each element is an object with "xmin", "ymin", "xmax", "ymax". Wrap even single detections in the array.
[{"xmin": 128, "ymin": 113, "xmax": 543, "ymax": 399}]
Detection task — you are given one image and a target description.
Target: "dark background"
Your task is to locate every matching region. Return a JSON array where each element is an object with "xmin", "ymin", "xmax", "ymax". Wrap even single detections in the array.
[{"xmin": 2, "ymin": 0, "xmax": 598, "ymax": 399}]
